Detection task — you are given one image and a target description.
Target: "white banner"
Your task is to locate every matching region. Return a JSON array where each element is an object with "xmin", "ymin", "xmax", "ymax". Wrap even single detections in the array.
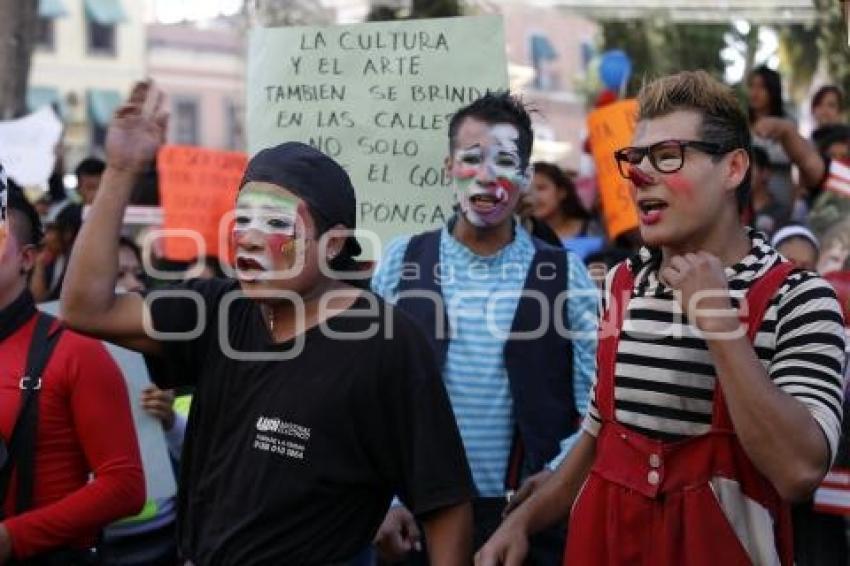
[{"xmin": 0, "ymin": 107, "xmax": 63, "ymax": 190}]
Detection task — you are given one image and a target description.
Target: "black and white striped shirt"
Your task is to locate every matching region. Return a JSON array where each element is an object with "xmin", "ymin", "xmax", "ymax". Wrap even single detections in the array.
[{"xmin": 583, "ymin": 232, "xmax": 847, "ymax": 459}]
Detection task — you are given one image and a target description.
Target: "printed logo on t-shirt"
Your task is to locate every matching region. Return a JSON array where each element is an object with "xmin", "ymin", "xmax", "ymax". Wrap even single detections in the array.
[{"xmin": 253, "ymin": 416, "xmax": 311, "ymax": 461}]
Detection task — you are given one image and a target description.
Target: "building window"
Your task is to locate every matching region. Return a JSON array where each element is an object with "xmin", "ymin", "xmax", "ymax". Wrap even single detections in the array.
[
  {"xmin": 37, "ymin": 0, "xmax": 68, "ymax": 50},
  {"xmin": 225, "ymin": 99, "xmax": 244, "ymax": 150},
  {"xmin": 91, "ymin": 122, "xmax": 108, "ymax": 150},
  {"xmin": 529, "ymin": 33, "xmax": 559, "ymax": 91},
  {"xmin": 174, "ymin": 98, "xmax": 199, "ymax": 146},
  {"xmin": 87, "ymin": 18, "xmax": 116, "ymax": 55},
  {"xmin": 88, "ymin": 89, "xmax": 122, "ymax": 153},
  {"xmin": 35, "ymin": 17, "xmax": 55, "ymax": 50}
]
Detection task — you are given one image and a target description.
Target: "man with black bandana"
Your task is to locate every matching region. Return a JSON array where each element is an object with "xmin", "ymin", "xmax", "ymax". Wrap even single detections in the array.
[{"xmin": 61, "ymin": 81, "xmax": 474, "ymax": 565}]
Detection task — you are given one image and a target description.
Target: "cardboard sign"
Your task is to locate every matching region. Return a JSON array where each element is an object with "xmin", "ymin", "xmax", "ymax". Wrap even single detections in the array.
[
  {"xmin": 157, "ymin": 145, "xmax": 247, "ymax": 261},
  {"xmin": 587, "ymin": 100, "xmax": 639, "ymax": 240},
  {"xmin": 247, "ymin": 16, "xmax": 509, "ymax": 257},
  {"xmin": 0, "ymin": 107, "xmax": 62, "ymax": 190}
]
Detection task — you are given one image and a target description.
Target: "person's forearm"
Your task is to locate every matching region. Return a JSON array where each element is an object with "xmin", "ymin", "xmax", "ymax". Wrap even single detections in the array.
[
  {"xmin": 781, "ymin": 128, "xmax": 826, "ymax": 189},
  {"xmin": 422, "ymin": 501, "xmax": 472, "ymax": 566},
  {"xmin": 61, "ymin": 168, "xmax": 138, "ymax": 328},
  {"xmin": 707, "ymin": 334, "xmax": 828, "ymax": 500},
  {"xmin": 507, "ymin": 431, "xmax": 596, "ymax": 535}
]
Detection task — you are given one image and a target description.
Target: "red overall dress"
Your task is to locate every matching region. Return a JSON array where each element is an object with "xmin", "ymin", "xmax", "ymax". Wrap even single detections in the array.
[{"xmin": 564, "ymin": 261, "xmax": 795, "ymax": 565}]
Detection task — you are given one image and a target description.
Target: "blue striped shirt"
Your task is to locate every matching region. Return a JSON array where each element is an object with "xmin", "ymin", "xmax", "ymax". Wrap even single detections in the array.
[{"xmin": 372, "ymin": 224, "xmax": 597, "ymax": 496}]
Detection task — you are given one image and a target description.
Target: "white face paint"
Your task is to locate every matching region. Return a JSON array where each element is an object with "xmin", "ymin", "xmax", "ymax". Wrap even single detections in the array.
[
  {"xmin": 232, "ymin": 190, "xmax": 299, "ymax": 281},
  {"xmin": 451, "ymin": 122, "xmax": 530, "ymax": 228}
]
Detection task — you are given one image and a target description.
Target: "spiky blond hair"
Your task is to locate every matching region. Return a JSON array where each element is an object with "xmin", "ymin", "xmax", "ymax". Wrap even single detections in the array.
[{"xmin": 637, "ymin": 71, "xmax": 752, "ymax": 209}]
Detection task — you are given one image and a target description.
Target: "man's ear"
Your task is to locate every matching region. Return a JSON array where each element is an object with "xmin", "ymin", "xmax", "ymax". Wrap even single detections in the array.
[
  {"xmin": 443, "ymin": 154, "xmax": 452, "ymax": 177},
  {"xmin": 321, "ymin": 223, "xmax": 349, "ymax": 259},
  {"xmin": 726, "ymin": 148, "xmax": 750, "ymax": 195},
  {"xmin": 20, "ymin": 244, "xmax": 37, "ymax": 275}
]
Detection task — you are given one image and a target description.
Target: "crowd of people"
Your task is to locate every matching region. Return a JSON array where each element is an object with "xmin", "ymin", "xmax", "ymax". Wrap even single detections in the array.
[{"xmin": 0, "ymin": 62, "xmax": 847, "ymax": 566}]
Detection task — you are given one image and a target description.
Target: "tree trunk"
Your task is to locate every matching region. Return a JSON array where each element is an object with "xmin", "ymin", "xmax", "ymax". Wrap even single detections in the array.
[{"xmin": 0, "ymin": 0, "xmax": 38, "ymax": 119}]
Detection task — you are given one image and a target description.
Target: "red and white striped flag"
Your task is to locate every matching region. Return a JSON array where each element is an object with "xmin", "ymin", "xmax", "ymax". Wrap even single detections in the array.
[{"xmin": 825, "ymin": 158, "xmax": 850, "ymax": 199}]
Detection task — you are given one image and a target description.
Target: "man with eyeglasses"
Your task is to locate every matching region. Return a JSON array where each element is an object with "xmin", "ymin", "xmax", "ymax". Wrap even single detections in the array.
[{"xmin": 478, "ymin": 70, "xmax": 846, "ymax": 565}]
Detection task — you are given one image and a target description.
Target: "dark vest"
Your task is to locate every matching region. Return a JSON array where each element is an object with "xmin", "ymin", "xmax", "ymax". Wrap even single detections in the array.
[{"xmin": 395, "ymin": 228, "xmax": 577, "ymax": 487}]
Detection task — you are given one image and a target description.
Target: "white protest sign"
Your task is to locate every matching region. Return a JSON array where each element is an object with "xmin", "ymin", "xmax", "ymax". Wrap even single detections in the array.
[
  {"xmin": 40, "ymin": 302, "xmax": 177, "ymax": 502},
  {"xmin": 247, "ymin": 15, "xmax": 509, "ymax": 257},
  {"xmin": 0, "ymin": 107, "xmax": 62, "ymax": 190}
]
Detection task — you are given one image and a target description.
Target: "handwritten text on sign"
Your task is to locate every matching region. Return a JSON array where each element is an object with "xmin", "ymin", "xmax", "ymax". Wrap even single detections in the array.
[
  {"xmin": 247, "ymin": 16, "xmax": 509, "ymax": 256},
  {"xmin": 587, "ymin": 100, "xmax": 640, "ymax": 240},
  {"xmin": 157, "ymin": 145, "xmax": 247, "ymax": 261}
]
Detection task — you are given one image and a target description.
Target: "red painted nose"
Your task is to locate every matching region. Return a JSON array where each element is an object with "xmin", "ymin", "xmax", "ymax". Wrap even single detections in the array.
[{"xmin": 629, "ymin": 165, "xmax": 654, "ymax": 188}]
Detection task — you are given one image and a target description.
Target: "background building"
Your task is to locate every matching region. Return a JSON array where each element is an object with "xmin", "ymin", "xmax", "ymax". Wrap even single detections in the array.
[
  {"xmin": 146, "ymin": 21, "xmax": 245, "ymax": 151},
  {"xmin": 29, "ymin": 0, "xmax": 147, "ymax": 170},
  {"xmin": 500, "ymin": 3, "xmax": 597, "ymax": 170}
]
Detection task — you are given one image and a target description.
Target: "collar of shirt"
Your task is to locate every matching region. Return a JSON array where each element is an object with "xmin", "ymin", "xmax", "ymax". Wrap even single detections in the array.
[
  {"xmin": 627, "ymin": 229, "xmax": 779, "ymax": 298},
  {"xmin": 442, "ymin": 215, "xmax": 533, "ymax": 266},
  {"xmin": 0, "ymin": 289, "xmax": 37, "ymax": 342}
]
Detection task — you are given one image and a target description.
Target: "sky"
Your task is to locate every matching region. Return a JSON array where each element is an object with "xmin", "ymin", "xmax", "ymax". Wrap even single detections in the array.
[
  {"xmin": 153, "ymin": 0, "xmax": 371, "ymax": 24},
  {"xmin": 153, "ymin": 0, "xmax": 244, "ymax": 24}
]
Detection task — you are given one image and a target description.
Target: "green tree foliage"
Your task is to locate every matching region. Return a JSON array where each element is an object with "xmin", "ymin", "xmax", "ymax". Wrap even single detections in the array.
[
  {"xmin": 600, "ymin": 19, "xmax": 728, "ymax": 96},
  {"xmin": 814, "ymin": 0, "xmax": 850, "ymax": 114},
  {"xmin": 777, "ymin": 24, "xmax": 819, "ymax": 101},
  {"xmin": 367, "ymin": 0, "xmax": 462, "ymax": 22},
  {"xmin": 776, "ymin": 1, "xmax": 848, "ymax": 118}
]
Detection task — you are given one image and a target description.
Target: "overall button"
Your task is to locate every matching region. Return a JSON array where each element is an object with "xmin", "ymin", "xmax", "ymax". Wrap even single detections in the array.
[
  {"xmin": 649, "ymin": 453, "xmax": 661, "ymax": 468},
  {"xmin": 647, "ymin": 470, "xmax": 660, "ymax": 485}
]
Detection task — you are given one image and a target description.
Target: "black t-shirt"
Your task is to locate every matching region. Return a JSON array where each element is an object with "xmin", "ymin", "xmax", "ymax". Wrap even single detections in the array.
[{"xmin": 146, "ymin": 278, "xmax": 473, "ymax": 565}]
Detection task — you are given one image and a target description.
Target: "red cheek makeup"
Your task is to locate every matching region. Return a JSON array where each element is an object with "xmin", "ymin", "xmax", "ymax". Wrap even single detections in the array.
[{"xmin": 663, "ymin": 172, "xmax": 695, "ymax": 197}]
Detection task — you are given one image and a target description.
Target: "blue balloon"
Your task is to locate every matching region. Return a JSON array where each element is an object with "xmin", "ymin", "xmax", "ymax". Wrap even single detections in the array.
[{"xmin": 599, "ymin": 50, "xmax": 632, "ymax": 91}]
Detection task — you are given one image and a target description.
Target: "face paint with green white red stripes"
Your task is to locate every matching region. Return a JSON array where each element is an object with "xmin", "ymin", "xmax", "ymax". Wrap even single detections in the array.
[
  {"xmin": 232, "ymin": 187, "xmax": 301, "ymax": 281},
  {"xmin": 450, "ymin": 122, "xmax": 530, "ymax": 228}
]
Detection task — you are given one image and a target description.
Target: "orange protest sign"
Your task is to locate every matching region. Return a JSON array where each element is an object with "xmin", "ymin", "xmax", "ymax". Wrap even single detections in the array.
[
  {"xmin": 157, "ymin": 145, "xmax": 247, "ymax": 261},
  {"xmin": 587, "ymin": 99, "xmax": 639, "ymax": 240}
]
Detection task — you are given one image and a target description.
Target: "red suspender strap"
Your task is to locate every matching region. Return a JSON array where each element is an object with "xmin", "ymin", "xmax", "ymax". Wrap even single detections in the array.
[
  {"xmin": 597, "ymin": 263, "xmax": 635, "ymax": 422},
  {"xmin": 712, "ymin": 261, "xmax": 795, "ymax": 429}
]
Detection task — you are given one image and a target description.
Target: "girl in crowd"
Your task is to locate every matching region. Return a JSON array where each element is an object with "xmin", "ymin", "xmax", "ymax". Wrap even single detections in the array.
[
  {"xmin": 811, "ymin": 85, "xmax": 845, "ymax": 130},
  {"xmin": 748, "ymin": 65, "xmax": 826, "ymax": 223},
  {"xmin": 531, "ymin": 161, "xmax": 603, "ymax": 260}
]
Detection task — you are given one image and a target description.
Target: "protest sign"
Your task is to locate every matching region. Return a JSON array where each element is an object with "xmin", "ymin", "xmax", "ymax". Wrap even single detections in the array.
[
  {"xmin": 587, "ymin": 99, "xmax": 639, "ymax": 240},
  {"xmin": 157, "ymin": 145, "xmax": 247, "ymax": 261},
  {"xmin": 0, "ymin": 107, "xmax": 62, "ymax": 190},
  {"xmin": 247, "ymin": 15, "xmax": 509, "ymax": 257},
  {"xmin": 40, "ymin": 302, "xmax": 177, "ymax": 502}
]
